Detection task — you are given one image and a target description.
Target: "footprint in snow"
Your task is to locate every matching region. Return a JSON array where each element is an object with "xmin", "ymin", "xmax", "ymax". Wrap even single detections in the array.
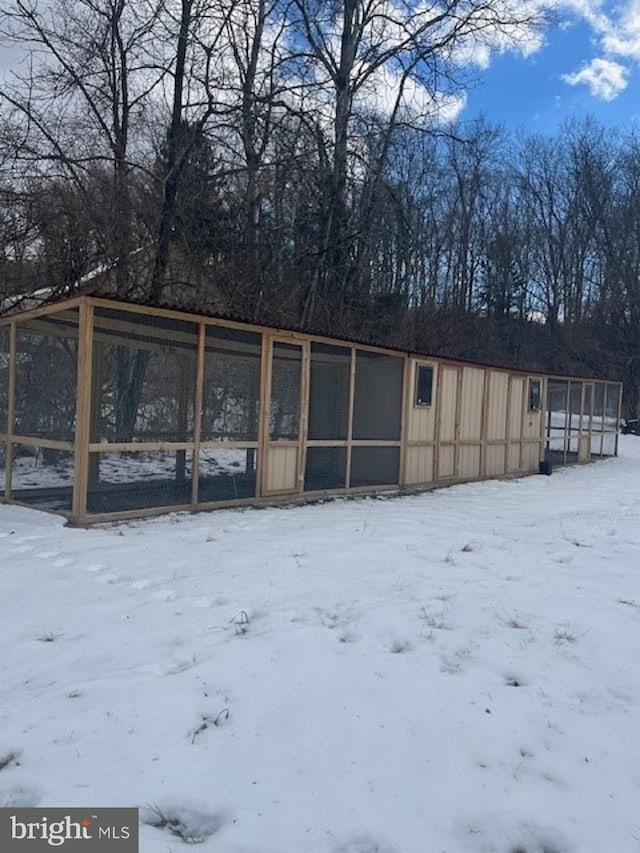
[
  {"xmin": 150, "ymin": 589, "xmax": 176, "ymax": 602},
  {"xmin": 0, "ymin": 787, "xmax": 41, "ymax": 808},
  {"xmin": 333, "ymin": 834, "xmax": 397, "ymax": 853},
  {"xmin": 9, "ymin": 544, "xmax": 35, "ymax": 555}
]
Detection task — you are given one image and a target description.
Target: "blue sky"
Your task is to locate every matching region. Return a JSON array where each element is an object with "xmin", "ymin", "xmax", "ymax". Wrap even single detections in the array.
[{"xmin": 463, "ymin": 1, "xmax": 640, "ymax": 132}]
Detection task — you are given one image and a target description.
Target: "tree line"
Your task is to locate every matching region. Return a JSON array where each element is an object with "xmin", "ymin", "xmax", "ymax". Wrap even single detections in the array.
[{"xmin": 1, "ymin": 1, "xmax": 638, "ymax": 419}]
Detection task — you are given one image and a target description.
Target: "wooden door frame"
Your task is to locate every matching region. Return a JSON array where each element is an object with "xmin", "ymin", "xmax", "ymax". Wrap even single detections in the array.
[{"xmin": 260, "ymin": 335, "xmax": 309, "ymax": 496}]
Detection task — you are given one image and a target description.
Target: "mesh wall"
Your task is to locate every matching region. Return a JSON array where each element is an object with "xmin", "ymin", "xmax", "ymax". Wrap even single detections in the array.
[
  {"xmin": 198, "ymin": 448, "xmax": 257, "ymax": 502},
  {"xmin": 304, "ymin": 447, "xmax": 347, "ymax": 491},
  {"xmin": 87, "ymin": 451, "xmax": 193, "ymax": 513},
  {"xmin": 350, "ymin": 447, "xmax": 400, "ymax": 487},
  {"xmin": 202, "ymin": 326, "xmax": 261, "ymax": 442},
  {"xmin": 10, "ymin": 446, "xmax": 74, "ymax": 512},
  {"xmin": 14, "ymin": 312, "xmax": 79, "ymax": 441},
  {"xmin": 546, "ymin": 380, "xmax": 568, "ymax": 452},
  {"xmin": 0, "ymin": 326, "xmax": 8, "ymax": 434},
  {"xmin": 93, "ymin": 308, "xmax": 198, "ymax": 443},
  {"xmin": 308, "ymin": 343, "xmax": 350, "ymax": 440},
  {"xmin": 270, "ymin": 342, "xmax": 301, "ymax": 441},
  {"xmin": 353, "ymin": 351, "xmax": 403, "ymax": 440}
]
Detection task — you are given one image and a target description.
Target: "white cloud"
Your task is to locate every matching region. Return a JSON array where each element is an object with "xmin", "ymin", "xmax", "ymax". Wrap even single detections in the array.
[
  {"xmin": 562, "ymin": 56, "xmax": 629, "ymax": 99},
  {"xmin": 557, "ymin": 1, "xmax": 640, "ymax": 100}
]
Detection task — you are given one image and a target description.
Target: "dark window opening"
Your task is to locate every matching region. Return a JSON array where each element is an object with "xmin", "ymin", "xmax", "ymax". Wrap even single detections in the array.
[
  {"xmin": 529, "ymin": 379, "xmax": 541, "ymax": 412},
  {"xmin": 415, "ymin": 365, "xmax": 434, "ymax": 407}
]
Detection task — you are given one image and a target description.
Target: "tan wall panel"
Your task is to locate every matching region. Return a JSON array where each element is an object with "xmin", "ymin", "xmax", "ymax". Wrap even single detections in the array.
[
  {"xmin": 507, "ymin": 442, "xmax": 521, "ymax": 472},
  {"xmin": 508, "ymin": 378, "xmax": 525, "ymax": 440},
  {"xmin": 487, "ymin": 371, "xmax": 509, "ymax": 440},
  {"xmin": 405, "ymin": 446, "xmax": 434, "ymax": 485},
  {"xmin": 407, "ymin": 401, "xmax": 436, "ymax": 443},
  {"xmin": 485, "ymin": 444, "xmax": 506, "ymax": 476},
  {"xmin": 438, "ymin": 444, "xmax": 455, "ymax": 479},
  {"xmin": 521, "ymin": 442, "xmax": 542, "ymax": 471},
  {"xmin": 265, "ymin": 446, "xmax": 298, "ymax": 493},
  {"xmin": 458, "ymin": 444, "xmax": 481, "ymax": 479},
  {"xmin": 459, "ymin": 367, "xmax": 484, "ymax": 441},
  {"xmin": 439, "ymin": 367, "xmax": 459, "ymax": 442},
  {"xmin": 578, "ymin": 435, "xmax": 591, "ymax": 463},
  {"xmin": 522, "ymin": 410, "xmax": 541, "ymax": 440}
]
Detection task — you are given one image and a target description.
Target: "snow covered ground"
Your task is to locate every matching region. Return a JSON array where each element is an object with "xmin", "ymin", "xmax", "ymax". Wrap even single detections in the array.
[{"xmin": 1, "ymin": 440, "xmax": 640, "ymax": 853}]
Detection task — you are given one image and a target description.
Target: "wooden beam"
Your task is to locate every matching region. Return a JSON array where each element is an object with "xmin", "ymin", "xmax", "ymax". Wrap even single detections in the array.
[{"xmin": 71, "ymin": 302, "xmax": 94, "ymax": 521}]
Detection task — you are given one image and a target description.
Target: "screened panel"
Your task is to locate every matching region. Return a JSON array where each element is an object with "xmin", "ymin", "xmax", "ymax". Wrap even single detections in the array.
[
  {"xmin": 304, "ymin": 447, "xmax": 347, "ymax": 491},
  {"xmin": 270, "ymin": 342, "xmax": 302, "ymax": 441},
  {"xmin": 93, "ymin": 308, "xmax": 198, "ymax": 443},
  {"xmin": 593, "ymin": 384, "xmax": 605, "ymax": 431},
  {"xmin": 569, "ymin": 383, "xmax": 583, "ymax": 431},
  {"xmin": 14, "ymin": 312, "xmax": 79, "ymax": 441},
  {"xmin": 308, "ymin": 343, "xmax": 350, "ymax": 440},
  {"xmin": 9, "ymin": 445, "xmax": 74, "ymax": 512},
  {"xmin": 87, "ymin": 450, "xmax": 193, "ymax": 513},
  {"xmin": 352, "ymin": 351, "xmax": 403, "ymax": 441},
  {"xmin": 546, "ymin": 380, "xmax": 568, "ymax": 451},
  {"xmin": 0, "ymin": 326, "xmax": 8, "ymax": 434},
  {"xmin": 350, "ymin": 447, "xmax": 400, "ymax": 487},
  {"xmin": 198, "ymin": 448, "xmax": 257, "ymax": 502},
  {"xmin": 568, "ymin": 382, "xmax": 583, "ymax": 452},
  {"xmin": 202, "ymin": 326, "xmax": 261, "ymax": 442},
  {"xmin": 605, "ymin": 384, "xmax": 621, "ymax": 431}
]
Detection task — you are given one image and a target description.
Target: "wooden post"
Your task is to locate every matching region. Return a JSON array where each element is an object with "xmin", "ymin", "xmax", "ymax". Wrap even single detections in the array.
[
  {"xmin": 191, "ymin": 323, "xmax": 205, "ymax": 506},
  {"xmin": 345, "ymin": 347, "xmax": 356, "ymax": 489},
  {"xmin": 72, "ymin": 302, "xmax": 94, "ymax": 521},
  {"xmin": 5, "ymin": 322, "xmax": 17, "ymax": 500}
]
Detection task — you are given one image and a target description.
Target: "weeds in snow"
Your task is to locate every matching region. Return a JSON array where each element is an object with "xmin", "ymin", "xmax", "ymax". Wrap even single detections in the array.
[
  {"xmin": 191, "ymin": 709, "xmax": 229, "ymax": 743},
  {"xmin": 389, "ymin": 639, "xmax": 412, "ymax": 654},
  {"xmin": 418, "ymin": 606, "xmax": 450, "ymax": 632},
  {"xmin": 553, "ymin": 626, "xmax": 577, "ymax": 644},
  {"xmin": 142, "ymin": 804, "xmax": 223, "ymax": 843},
  {"xmin": 230, "ymin": 610, "xmax": 250, "ymax": 636},
  {"xmin": 0, "ymin": 751, "xmax": 19, "ymax": 771},
  {"xmin": 617, "ymin": 598, "xmax": 640, "ymax": 609},
  {"xmin": 502, "ymin": 611, "xmax": 528, "ymax": 630}
]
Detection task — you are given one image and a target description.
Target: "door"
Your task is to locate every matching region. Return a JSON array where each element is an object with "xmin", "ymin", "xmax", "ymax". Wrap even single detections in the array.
[
  {"xmin": 262, "ymin": 339, "xmax": 307, "ymax": 495},
  {"xmin": 437, "ymin": 366, "xmax": 460, "ymax": 480}
]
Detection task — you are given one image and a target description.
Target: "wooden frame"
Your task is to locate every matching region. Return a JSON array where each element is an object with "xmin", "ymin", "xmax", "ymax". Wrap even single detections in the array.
[{"xmin": 0, "ymin": 294, "xmax": 624, "ymax": 523}]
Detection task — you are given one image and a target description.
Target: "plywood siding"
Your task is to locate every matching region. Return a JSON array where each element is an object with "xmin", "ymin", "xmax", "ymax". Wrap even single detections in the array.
[
  {"xmin": 487, "ymin": 371, "xmax": 509, "ymax": 440},
  {"xmin": 265, "ymin": 445, "xmax": 298, "ymax": 493},
  {"xmin": 438, "ymin": 445, "xmax": 456, "ymax": 480},
  {"xmin": 459, "ymin": 367, "xmax": 484, "ymax": 441},
  {"xmin": 439, "ymin": 367, "xmax": 458, "ymax": 442},
  {"xmin": 458, "ymin": 445, "xmax": 481, "ymax": 479},
  {"xmin": 521, "ymin": 442, "xmax": 541, "ymax": 471},
  {"xmin": 485, "ymin": 445, "xmax": 506, "ymax": 476},
  {"xmin": 405, "ymin": 446, "xmax": 434, "ymax": 485},
  {"xmin": 508, "ymin": 378, "xmax": 524, "ymax": 440}
]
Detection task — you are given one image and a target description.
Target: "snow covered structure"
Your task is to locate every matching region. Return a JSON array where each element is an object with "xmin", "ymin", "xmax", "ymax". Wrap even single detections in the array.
[{"xmin": 0, "ymin": 295, "xmax": 622, "ymax": 523}]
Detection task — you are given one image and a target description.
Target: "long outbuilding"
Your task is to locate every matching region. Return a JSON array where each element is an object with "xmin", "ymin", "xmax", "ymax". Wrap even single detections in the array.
[{"xmin": 0, "ymin": 295, "xmax": 623, "ymax": 524}]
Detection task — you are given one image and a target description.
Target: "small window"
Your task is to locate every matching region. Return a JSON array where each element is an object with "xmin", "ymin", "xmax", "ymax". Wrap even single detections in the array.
[
  {"xmin": 529, "ymin": 379, "xmax": 541, "ymax": 412},
  {"xmin": 415, "ymin": 364, "xmax": 434, "ymax": 407}
]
